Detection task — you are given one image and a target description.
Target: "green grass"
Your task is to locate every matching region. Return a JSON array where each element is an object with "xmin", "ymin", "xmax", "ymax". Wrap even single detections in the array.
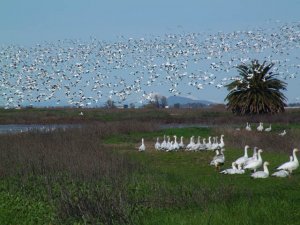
[
  {"xmin": 0, "ymin": 187, "xmax": 55, "ymax": 224},
  {"xmin": 1, "ymin": 124, "xmax": 300, "ymax": 224},
  {"xmin": 127, "ymin": 147, "xmax": 300, "ymax": 224}
]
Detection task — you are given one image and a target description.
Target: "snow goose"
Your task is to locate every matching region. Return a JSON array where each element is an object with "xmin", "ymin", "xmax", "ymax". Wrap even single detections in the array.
[
  {"xmin": 220, "ymin": 162, "xmax": 239, "ymax": 174},
  {"xmin": 244, "ymin": 149, "xmax": 263, "ymax": 172},
  {"xmin": 154, "ymin": 137, "xmax": 161, "ymax": 150},
  {"xmin": 166, "ymin": 136, "xmax": 172, "ymax": 151},
  {"xmin": 210, "ymin": 149, "xmax": 225, "ymax": 170},
  {"xmin": 276, "ymin": 148, "xmax": 299, "ymax": 174},
  {"xmin": 206, "ymin": 136, "xmax": 212, "ymax": 150},
  {"xmin": 178, "ymin": 136, "xmax": 185, "ymax": 149},
  {"xmin": 161, "ymin": 135, "xmax": 167, "ymax": 150},
  {"xmin": 257, "ymin": 122, "xmax": 264, "ymax": 132},
  {"xmin": 210, "ymin": 149, "xmax": 220, "ymax": 165},
  {"xmin": 245, "ymin": 122, "xmax": 251, "ymax": 131},
  {"xmin": 218, "ymin": 134, "xmax": 225, "ymax": 149},
  {"xmin": 211, "ymin": 137, "xmax": 219, "ymax": 150},
  {"xmin": 186, "ymin": 136, "xmax": 195, "ymax": 151},
  {"xmin": 236, "ymin": 164, "xmax": 245, "ymax": 174},
  {"xmin": 251, "ymin": 161, "xmax": 269, "ymax": 179},
  {"xmin": 234, "ymin": 145, "xmax": 249, "ymax": 167},
  {"xmin": 244, "ymin": 147, "xmax": 258, "ymax": 167},
  {"xmin": 264, "ymin": 124, "xmax": 272, "ymax": 132},
  {"xmin": 279, "ymin": 130, "xmax": 286, "ymax": 136},
  {"xmin": 272, "ymin": 170, "xmax": 290, "ymax": 178},
  {"xmin": 192, "ymin": 136, "xmax": 201, "ymax": 151},
  {"xmin": 172, "ymin": 135, "xmax": 179, "ymax": 151},
  {"xmin": 138, "ymin": 138, "xmax": 145, "ymax": 152}
]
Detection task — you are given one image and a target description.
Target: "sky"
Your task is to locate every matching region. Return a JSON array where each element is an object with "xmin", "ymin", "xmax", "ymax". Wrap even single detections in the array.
[
  {"xmin": 2, "ymin": 0, "xmax": 299, "ymax": 44},
  {"xmin": 0, "ymin": 0, "xmax": 300, "ymax": 106}
]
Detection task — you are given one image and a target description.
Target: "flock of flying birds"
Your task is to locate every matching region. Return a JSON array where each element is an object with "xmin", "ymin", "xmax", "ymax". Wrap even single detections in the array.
[
  {"xmin": 0, "ymin": 22, "xmax": 300, "ymax": 108},
  {"xmin": 138, "ymin": 122, "xmax": 297, "ymax": 178}
]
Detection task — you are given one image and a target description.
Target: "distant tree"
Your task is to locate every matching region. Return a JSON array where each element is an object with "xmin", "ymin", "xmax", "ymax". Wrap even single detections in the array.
[
  {"xmin": 151, "ymin": 94, "xmax": 168, "ymax": 108},
  {"xmin": 154, "ymin": 95, "xmax": 160, "ymax": 108},
  {"xmin": 225, "ymin": 60, "xmax": 287, "ymax": 115},
  {"xmin": 161, "ymin": 96, "xmax": 168, "ymax": 108},
  {"xmin": 105, "ymin": 99, "xmax": 116, "ymax": 109},
  {"xmin": 129, "ymin": 103, "xmax": 135, "ymax": 109}
]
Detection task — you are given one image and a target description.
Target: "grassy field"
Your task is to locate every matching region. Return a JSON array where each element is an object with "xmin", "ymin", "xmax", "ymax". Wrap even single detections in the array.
[{"xmin": 1, "ymin": 109, "xmax": 300, "ymax": 224}]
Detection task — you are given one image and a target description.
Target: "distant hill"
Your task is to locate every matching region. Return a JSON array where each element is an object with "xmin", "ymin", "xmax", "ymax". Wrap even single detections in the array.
[{"xmin": 167, "ymin": 96, "xmax": 214, "ymax": 107}]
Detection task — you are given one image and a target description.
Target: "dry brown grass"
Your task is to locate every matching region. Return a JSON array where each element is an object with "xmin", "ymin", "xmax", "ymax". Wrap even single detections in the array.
[
  {"xmin": 0, "ymin": 121, "xmax": 158, "ymax": 224},
  {"xmin": 213, "ymin": 127, "xmax": 300, "ymax": 154}
]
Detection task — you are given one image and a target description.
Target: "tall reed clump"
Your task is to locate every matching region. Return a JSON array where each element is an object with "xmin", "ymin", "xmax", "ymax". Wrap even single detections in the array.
[{"xmin": 0, "ymin": 121, "xmax": 157, "ymax": 224}]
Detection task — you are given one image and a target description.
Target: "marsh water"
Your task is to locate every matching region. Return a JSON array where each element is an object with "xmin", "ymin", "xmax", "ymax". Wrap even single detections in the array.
[{"xmin": 0, "ymin": 124, "xmax": 81, "ymax": 134}]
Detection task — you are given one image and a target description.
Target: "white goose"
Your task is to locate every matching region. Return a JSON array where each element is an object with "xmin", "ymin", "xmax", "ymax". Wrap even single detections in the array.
[
  {"xmin": 160, "ymin": 135, "xmax": 167, "ymax": 150},
  {"xmin": 244, "ymin": 149, "xmax": 263, "ymax": 172},
  {"xmin": 272, "ymin": 170, "xmax": 290, "ymax": 178},
  {"xmin": 206, "ymin": 136, "xmax": 212, "ymax": 150},
  {"xmin": 245, "ymin": 122, "xmax": 251, "ymax": 131},
  {"xmin": 211, "ymin": 137, "xmax": 219, "ymax": 150},
  {"xmin": 251, "ymin": 161, "xmax": 269, "ymax": 179},
  {"xmin": 210, "ymin": 149, "xmax": 225, "ymax": 170},
  {"xmin": 279, "ymin": 130, "xmax": 286, "ymax": 136},
  {"xmin": 264, "ymin": 124, "xmax": 272, "ymax": 132},
  {"xmin": 210, "ymin": 149, "xmax": 220, "ymax": 165},
  {"xmin": 276, "ymin": 148, "xmax": 299, "ymax": 174},
  {"xmin": 220, "ymin": 162, "xmax": 239, "ymax": 174},
  {"xmin": 192, "ymin": 136, "xmax": 201, "ymax": 151},
  {"xmin": 257, "ymin": 122, "xmax": 264, "ymax": 132},
  {"xmin": 138, "ymin": 138, "xmax": 145, "ymax": 152},
  {"xmin": 154, "ymin": 137, "xmax": 161, "ymax": 150},
  {"xmin": 186, "ymin": 136, "xmax": 195, "ymax": 151},
  {"xmin": 218, "ymin": 134, "xmax": 225, "ymax": 149},
  {"xmin": 172, "ymin": 135, "xmax": 179, "ymax": 151},
  {"xmin": 178, "ymin": 136, "xmax": 185, "ymax": 149},
  {"xmin": 234, "ymin": 145, "xmax": 249, "ymax": 167},
  {"xmin": 244, "ymin": 147, "xmax": 258, "ymax": 167}
]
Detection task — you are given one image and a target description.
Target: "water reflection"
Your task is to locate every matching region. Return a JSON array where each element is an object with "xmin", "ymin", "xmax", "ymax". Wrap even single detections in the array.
[{"xmin": 0, "ymin": 124, "xmax": 81, "ymax": 134}]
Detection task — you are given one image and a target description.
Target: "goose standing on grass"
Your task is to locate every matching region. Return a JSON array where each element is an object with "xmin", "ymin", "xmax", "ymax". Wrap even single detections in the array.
[
  {"xmin": 161, "ymin": 135, "xmax": 167, "ymax": 150},
  {"xmin": 206, "ymin": 136, "xmax": 212, "ymax": 150},
  {"xmin": 234, "ymin": 145, "xmax": 249, "ymax": 167},
  {"xmin": 192, "ymin": 136, "xmax": 201, "ymax": 151},
  {"xmin": 210, "ymin": 149, "xmax": 220, "ymax": 165},
  {"xmin": 218, "ymin": 134, "xmax": 225, "ymax": 149},
  {"xmin": 279, "ymin": 130, "xmax": 286, "ymax": 136},
  {"xmin": 154, "ymin": 137, "xmax": 161, "ymax": 150},
  {"xmin": 172, "ymin": 135, "xmax": 179, "ymax": 151},
  {"xmin": 264, "ymin": 124, "xmax": 272, "ymax": 132},
  {"xmin": 251, "ymin": 161, "xmax": 270, "ymax": 179},
  {"xmin": 186, "ymin": 136, "xmax": 195, "ymax": 151},
  {"xmin": 271, "ymin": 156, "xmax": 293, "ymax": 178},
  {"xmin": 210, "ymin": 149, "xmax": 225, "ymax": 171},
  {"xmin": 276, "ymin": 148, "xmax": 299, "ymax": 174},
  {"xmin": 257, "ymin": 122, "xmax": 264, "ymax": 132},
  {"xmin": 244, "ymin": 147, "xmax": 258, "ymax": 167},
  {"xmin": 246, "ymin": 122, "xmax": 251, "ymax": 131},
  {"xmin": 179, "ymin": 136, "xmax": 185, "ymax": 149},
  {"xmin": 244, "ymin": 149, "xmax": 263, "ymax": 172},
  {"xmin": 139, "ymin": 138, "xmax": 145, "ymax": 152}
]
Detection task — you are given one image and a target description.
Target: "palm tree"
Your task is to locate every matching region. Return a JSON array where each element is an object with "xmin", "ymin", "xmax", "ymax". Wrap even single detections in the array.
[{"xmin": 225, "ymin": 60, "xmax": 287, "ymax": 115}]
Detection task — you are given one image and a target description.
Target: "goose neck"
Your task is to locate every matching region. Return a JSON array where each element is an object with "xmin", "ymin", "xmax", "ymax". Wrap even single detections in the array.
[
  {"xmin": 264, "ymin": 164, "xmax": 269, "ymax": 174},
  {"xmin": 293, "ymin": 150, "xmax": 298, "ymax": 163},
  {"xmin": 244, "ymin": 147, "xmax": 248, "ymax": 157}
]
